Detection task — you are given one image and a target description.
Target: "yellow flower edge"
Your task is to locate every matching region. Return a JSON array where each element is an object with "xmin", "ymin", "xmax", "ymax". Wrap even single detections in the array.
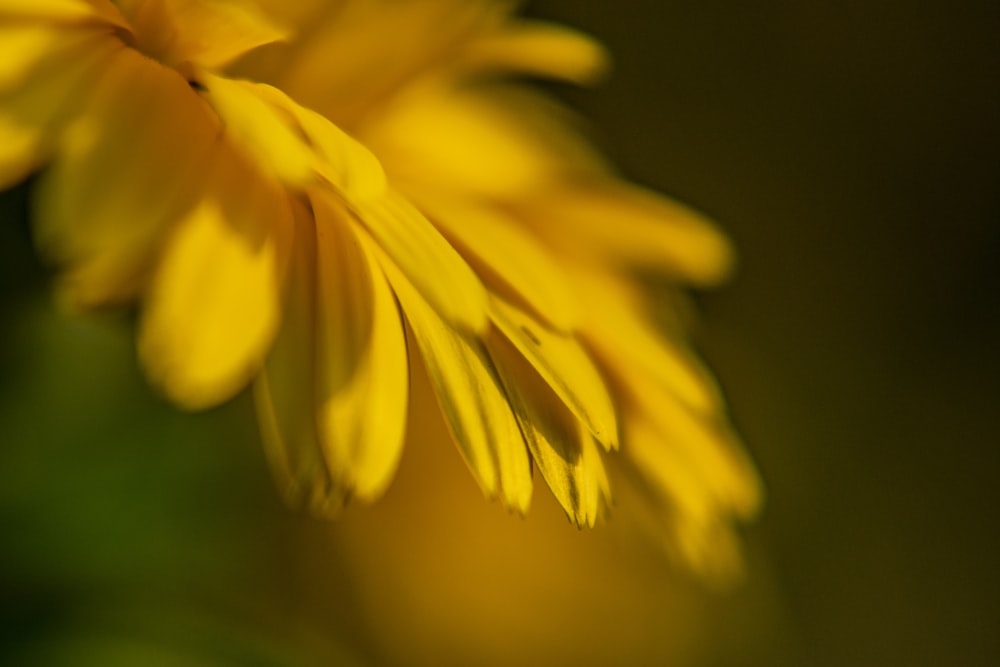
[{"xmin": 0, "ymin": 0, "xmax": 762, "ymax": 578}]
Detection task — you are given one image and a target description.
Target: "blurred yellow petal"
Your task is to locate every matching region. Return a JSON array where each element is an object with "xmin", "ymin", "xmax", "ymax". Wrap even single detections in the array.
[
  {"xmin": 572, "ymin": 268, "xmax": 724, "ymax": 414},
  {"xmin": 382, "ymin": 252, "xmax": 532, "ymax": 513},
  {"xmin": 0, "ymin": 30, "xmax": 113, "ymax": 189},
  {"xmin": 200, "ymin": 73, "xmax": 314, "ymax": 186},
  {"xmin": 254, "ymin": 202, "xmax": 336, "ymax": 514},
  {"xmin": 489, "ymin": 330, "xmax": 610, "ymax": 527},
  {"xmin": 623, "ymin": 415, "xmax": 752, "ymax": 580},
  {"xmin": 139, "ymin": 145, "xmax": 292, "ymax": 409},
  {"xmin": 34, "ymin": 48, "xmax": 218, "ymax": 308},
  {"xmin": 0, "ymin": 24, "xmax": 62, "ymax": 91},
  {"xmin": 633, "ymin": 391, "xmax": 762, "ymax": 522},
  {"xmin": 312, "ymin": 192, "xmax": 409, "ymax": 502},
  {"xmin": 166, "ymin": 0, "xmax": 288, "ymax": 69},
  {"xmin": 249, "ymin": 81, "xmax": 387, "ymax": 200},
  {"xmin": 276, "ymin": 0, "xmax": 502, "ymax": 125},
  {"xmin": 362, "ymin": 85, "xmax": 604, "ymax": 198},
  {"xmin": 461, "ymin": 21, "xmax": 610, "ymax": 84},
  {"xmin": 351, "ymin": 190, "xmax": 488, "ymax": 333},
  {"xmin": 490, "ymin": 297, "xmax": 619, "ymax": 451},
  {"xmin": 521, "ymin": 181, "xmax": 736, "ymax": 285},
  {"xmin": 0, "ymin": 0, "xmax": 120, "ymax": 23},
  {"xmin": 417, "ymin": 197, "xmax": 579, "ymax": 332}
]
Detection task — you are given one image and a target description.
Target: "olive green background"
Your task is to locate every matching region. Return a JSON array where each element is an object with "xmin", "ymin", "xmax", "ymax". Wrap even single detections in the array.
[{"xmin": 2, "ymin": 1, "xmax": 998, "ymax": 665}]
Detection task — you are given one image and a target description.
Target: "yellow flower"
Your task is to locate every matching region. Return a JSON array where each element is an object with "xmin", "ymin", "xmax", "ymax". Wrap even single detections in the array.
[{"xmin": 1, "ymin": 0, "xmax": 761, "ymax": 576}]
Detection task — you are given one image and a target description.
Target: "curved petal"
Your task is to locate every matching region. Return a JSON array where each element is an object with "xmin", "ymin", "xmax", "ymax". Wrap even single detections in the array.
[
  {"xmin": 34, "ymin": 47, "xmax": 219, "ymax": 308},
  {"xmin": 488, "ymin": 329, "xmax": 609, "ymax": 527},
  {"xmin": 351, "ymin": 189, "xmax": 488, "ymax": 333},
  {"xmin": 255, "ymin": 196, "xmax": 408, "ymax": 511},
  {"xmin": 0, "ymin": 29, "xmax": 115, "ymax": 189},
  {"xmin": 379, "ymin": 246, "xmax": 532, "ymax": 514},
  {"xmin": 631, "ymin": 391, "xmax": 762, "ymax": 521},
  {"xmin": 360, "ymin": 85, "xmax": 605, "ymax": 199},
  {"xmin": 490, "ymin": 297, "xmax": 618, "ymax": 451},
  {"xmin": 274, "ymin": 0, "xmax": 502, "ymax": 125},
  {"xmin": 0, "ymin": 0, "xmax": 124, "ymax": 25},
  {"xmin": 416, "ymin": 196, "xmax": 579, "ymax": 332},
  {"xmin": 622, "ymin": 415, "xmax": 753, "ymax": 580},
  {"xmin": 254, "ymin": 202, "xmax": 337, "ymax": 513},
  {"xmin": 519, "ymin": 181, "xmax": 735, "ymax": 285},
  {"xmin": 165, "ymin": 0, "xmax": 289, "ymax": 69},
  {"xmin": 200, "ymin": 73, "xmax": 314, "ymax": 186},
  {"xmin": 249, "ymin": 81, "xmax": 387, "ymax": 200},
  {"xmin": 312, "ymin": 192, "xmax": 409, "ymax": 501},
  {"xmin": 460, "ymin": 20, "xmax": 610, "ymax": 84},
  {"xmin": 572, "ymin": 268, "xmax": 724, "ymax": 414},
  {"xmin": 139, "ymin": 144, "xmax": 292, "ymax": 410}
]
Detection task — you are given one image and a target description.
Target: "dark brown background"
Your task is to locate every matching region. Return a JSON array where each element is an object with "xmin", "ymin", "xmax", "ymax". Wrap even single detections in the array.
[{"xmin": 528, "ymin": 1, "xmax": 1000, "ymax": 664}]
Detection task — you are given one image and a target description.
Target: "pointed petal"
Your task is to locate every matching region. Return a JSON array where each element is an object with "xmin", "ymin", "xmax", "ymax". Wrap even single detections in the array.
[
  {"xmin": 380, "ymin": 249, "xmax": 532, "ymax": 513},
  {"xmin": 200, "ymin": 73, "xmax": 314, "ymax": 186},
  {"xmin": 489, "ymin": 330, "xmax": 609, "ymax": 527},
  {"xmin": 254, "ymin": 202, "xmax": 339, "ymax": 513},
  {"xmin": 311, "ymin": 193, "xmax": 409, "ymax": 501},
  {"xmin": 461, "ymin": 21, "xmax": 610, "ymax": 84},
  {"xmin": 34, "ymin": 48, "xmax": 219, "ymax": 308},
  {"xmin": 572, "ymin": 268, "xmax": 724, "ymax": 413},
  {"xmin": 521, "ymin": 181, "xmax": 735, "ymax": 285},
  {"xmin": 351, "ymin": 190, "xmax": 488, "ymax": 333},
  {"xmin": 417, "ymin": 197, "xmax": 579, "ymax": 332},
  {"xmin": 632, "ymin": 390, "xmax": 762, "ymax": 521},
  {"xmin": 623, "ymin": 415, "xmax": 753, "ymax": 579},
  {"xmin": 139, "ymin": 144, "xmax": 292, "ymax": 409},
  {"xmin": 490, "ymin": 297, "xmax": 618, "ymax": 450}
]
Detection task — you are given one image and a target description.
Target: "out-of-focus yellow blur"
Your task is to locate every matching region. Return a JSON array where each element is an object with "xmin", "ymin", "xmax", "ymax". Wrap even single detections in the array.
[{"xmin": 2, "ymin": 1, "xmax": 998, "ymax": 666}]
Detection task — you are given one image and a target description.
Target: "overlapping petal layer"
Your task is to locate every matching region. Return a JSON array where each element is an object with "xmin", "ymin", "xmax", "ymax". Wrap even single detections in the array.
[{"xmin": 1, "ymin": 0, "xmax": 761, "ymax": 576}]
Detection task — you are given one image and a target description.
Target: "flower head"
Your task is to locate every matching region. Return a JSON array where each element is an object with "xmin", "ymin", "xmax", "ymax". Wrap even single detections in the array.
[{"xmin": 1, "ymin": 0, "xmax": 760, "ymax": 576}]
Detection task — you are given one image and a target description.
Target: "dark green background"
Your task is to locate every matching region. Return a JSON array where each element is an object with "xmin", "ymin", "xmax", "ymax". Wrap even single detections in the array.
[{"xmin": 2, "ymin": 1, "xmax": 999, "ymax": 665}]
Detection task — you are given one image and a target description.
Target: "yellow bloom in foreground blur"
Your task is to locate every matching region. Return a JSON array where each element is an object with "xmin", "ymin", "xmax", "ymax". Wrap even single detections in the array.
[{"xmin": 2, "ymin": 0, "xmax": 761, "ymax": 576}]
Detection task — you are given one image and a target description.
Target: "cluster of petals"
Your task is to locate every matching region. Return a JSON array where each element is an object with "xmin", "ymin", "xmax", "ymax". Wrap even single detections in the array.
[{"xmin": 0, "ymin": 0, "xmax": 761, "ymax": 576}]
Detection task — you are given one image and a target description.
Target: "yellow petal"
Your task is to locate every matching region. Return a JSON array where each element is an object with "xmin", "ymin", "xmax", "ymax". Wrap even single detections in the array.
[
  {"xmin": 254, "ymin": 201, "xmax": 341, "ymax": 514},
  {"xmin": 489, "ymin": 330, "xmax": 609, "ymax": 527},
  {"xmin": 0, "ymin": 25, "xmax": 63, "ymax": 92},
  {"xmin": 622, "ymin": 415, "xmax": 753, "ymax": 580},
  {"xmin": 380, "ymin": 250, "xmax": 532, "ymax": 514},
  {"xmin": 165, "ymin": 0, "xmax": 289, "ymax": 69},
  {"xmin": 490, "ymin": 297, "xmax": 619, "ymax": 450},
  {"xmin": 311, "ymin": 192, "xmax": 409, "ymax": 502},
  {"xmin": 275, "ymin": 0, "xmax": 501, "ymax": 125},
  {"xmin": 33, "ymin": 48, "xmax": 219, "ymax": 308},
  {"xmin": 0, "ymin": 30, "xmax": 114, "ymax": 189},
  {"xmin": 249, "ymin": 81, "xmax": 387, "ymax": 200},
  {"xmin": 632, "ymin": 392, "xmax": 762, "ymax": 521},
  {"xmin": 416, "ymin": 197, "xmax": 579, "ymax": 332},
  {"xmin": 139, "ymin": 144, "xmax": 292, "ymax": 410},
  {"xmin": 521, "ymin": 181, "xmax": 735, "ymax": 285},
  {"xmin": 571, "ymin": 268, "xmax": 723, "ymax": 414},
  {"xmin": 200, "ymin": 73, "xmax": 314, "ymax": 186},
  {"xmin": 0, "ymin": 0, "xmax": 120, "ymax": 23},
  {"xmin": 461, "ymin": 21, "xmax": 610, "ymax": 84},
  {"xmin": 361, "ymin": 85, "xmax": 605, "ymax": 199},
  {"xmin": 351, "ymin": 190, "xmax": 488, "ymax": 333}
]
